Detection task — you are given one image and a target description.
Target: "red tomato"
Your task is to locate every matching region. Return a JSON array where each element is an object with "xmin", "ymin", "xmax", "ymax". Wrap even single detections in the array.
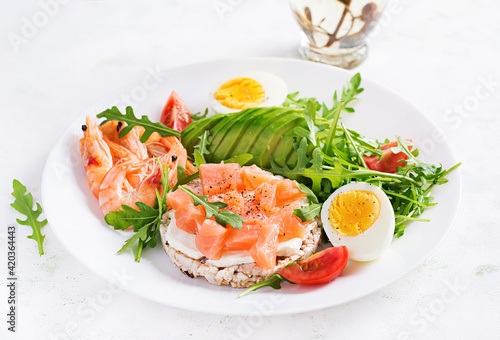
[
  {"xmin": 278, "ymin": 246, "xmax": 348, "ymax": 285},
  {"xmin": 160, "ymin": 91, "xmax": 192, "ymax": 132},
  {"xmin": 363, "ymin": 140, "xmax": 411, "ymax": 174}
]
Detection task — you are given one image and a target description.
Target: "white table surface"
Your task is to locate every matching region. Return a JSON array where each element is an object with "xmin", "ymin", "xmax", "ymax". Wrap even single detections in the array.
[{"xmin": 1, "ymin": 0, "xmax": 499, "ymax": 339}]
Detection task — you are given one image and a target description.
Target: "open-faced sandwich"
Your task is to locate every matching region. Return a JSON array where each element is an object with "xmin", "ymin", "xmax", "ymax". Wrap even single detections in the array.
[{"xmin": 160, "ymin": 163, "xmax": 321, "ymax": 288}]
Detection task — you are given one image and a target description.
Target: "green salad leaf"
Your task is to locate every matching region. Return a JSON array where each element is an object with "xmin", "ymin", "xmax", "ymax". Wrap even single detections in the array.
[
  {"xmin": 10, "ymin": 180, "xmax": 47, "ymax": 256},
  {"xmin": 97, "ymin": 106, "xmax": 180, "ymax": 142},
  {"xmin": 223, "ymin": 153, "xmax": 253, "ymax": 166},
  {"xmin": 238, "ymin": 273, "xmax": 293, "ymax": 298},
  {"xmin": 322, "ymin": 72, "xmax": 364, "ymax": 119},
  {"xmin": 179, "ymin": 186, "xmax": 245, "ymax": 229},
  {"xmin": 294, "ymin": 100, "xmax": 320, "ymax": 146},
  {"xmin": 104, "ymin": 158, "xmax": 171, "ymax": 262},
  {"xmin": 294, "ymin": 203, "xmax": 322, "ymax": 223},
  {"xmin": 194, "ymin": 131, "xmax": 211, "ymax": 160},
  {"xmin": 191, "ymin": 108, "xmax": 209, "ymax": 121}
]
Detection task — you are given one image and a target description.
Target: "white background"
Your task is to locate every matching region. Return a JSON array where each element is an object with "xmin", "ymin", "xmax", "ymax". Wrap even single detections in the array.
[{"xmin": 1, "ymin": 0, "xmax": 499, "ymax": 339}]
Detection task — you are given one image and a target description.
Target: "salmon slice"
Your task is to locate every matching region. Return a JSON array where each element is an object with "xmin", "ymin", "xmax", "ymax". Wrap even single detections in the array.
[
  {"xmin": 225, "ymin": 223, "xmax": 260, "ymax": 251},
  {"xmin": 174, "ymin": 204, "xmax": 205, "ymax": 234},
  {"xmin": 275, "ymin": 179, "xmax": 306, "ymax": 207},
  {"xmin": 195, "ymin": 219, "xmax": 228, "ymax": 260},
  {"xmin": 254, "ymin": 183, "xmax": 277, "ymax": 213},
  {"xmin": 240, "ymin": 164, "xmax": 277, "ymax": 190},
  {"xmin": 207, "ymin": 191, "xmax": 244, "ymax": 207},
  {"xmin": 249, "ymin": 222, "xmax": 279, "ymax": 271},
  {"xmin": 166, "ymin": 189, "xmax": 192, "ymax": 211},
  {"xmin": 272, "ymin": 213, "xmax": 307, "ymax": 242},
  {"xmin": 226, "ymin": 204, "xmax": 266, "ymax": 223},
  {"xmin": 200, "ymin": 163, "xmax": 242, "ymax": 195},
  {"xmin": 167, "ymin": 189, "xmax": 206, "ymax": 234}
]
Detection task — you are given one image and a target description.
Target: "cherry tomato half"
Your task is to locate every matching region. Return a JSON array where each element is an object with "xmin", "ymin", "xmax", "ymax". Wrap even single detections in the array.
[
  {"xmin": 160, "ymin": 91, "xmax": 192, "ymax": 132},
  {"xmin": 278, "ymin": 246, "xmax": 348, "ymax": 285},
  {"xmin": 363, "ymin": 140, "xmax": 411, "ymax": 174}
]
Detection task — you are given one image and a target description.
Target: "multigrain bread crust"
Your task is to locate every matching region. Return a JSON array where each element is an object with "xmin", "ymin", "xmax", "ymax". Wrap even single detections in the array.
[{"xmin": 159, "ymin": 213, "xmax": 322, "ymax": 288}]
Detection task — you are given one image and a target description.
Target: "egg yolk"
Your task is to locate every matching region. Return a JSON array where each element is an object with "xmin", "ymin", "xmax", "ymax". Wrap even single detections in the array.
[
  {"xmin": 328, "ymin": 190, "xmax": 381, "ymax": 236},
  {"xmin": 214, "ymin": 78, "xmax": 265, "ymax": 110}
]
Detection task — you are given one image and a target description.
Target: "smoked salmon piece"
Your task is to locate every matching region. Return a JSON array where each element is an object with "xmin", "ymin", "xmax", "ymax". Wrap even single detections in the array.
[
  {"xmin": 166, "ymin": 189, "xmax": 192, "ymax": 211},
  {"xmin": 200, "ymin": 163, "xmax": 242, "ymax": 195},
  {"xmin": 225, "ymin": 223, "xmax": 260, "ymax": 251},
  {"xmin": 195, "ymin": 219, "xmax": 228, "ymax": 260},
  {"xmin": 174, "ymin": 204, "xmax": 205, "ymax": 234},
  {"xmin": 207, "ymin": 191, "xmax": 244, "ymax": 207},
  {"xmin": 250, "ymin": 222, "xmax": 279, "ymax": 271},
  {"xmin": 275, "ymin": 179, "xmax": 306, "ymax": 207},
  {"xmin": 240, "ymin": 164, "xmax": 277, "ymax": 190},
  {"xmin": 271, "ymin": 213, "xmax": 307, "ymax": 242},
  {"xmin": 254, "ymin": 183, "xmax": 277, "ymax": 213}
]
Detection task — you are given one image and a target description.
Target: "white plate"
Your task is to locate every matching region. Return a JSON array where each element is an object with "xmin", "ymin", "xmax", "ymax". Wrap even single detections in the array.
[{"xmin": 41, "ymin": 58, "xmax": 461, "ymax": 316}]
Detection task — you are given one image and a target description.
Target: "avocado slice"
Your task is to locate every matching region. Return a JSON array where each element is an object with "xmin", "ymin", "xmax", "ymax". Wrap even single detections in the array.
[
  {"xmin": 249, "ymin": 114, "xmax": 304, "ymax": 168},
  {"xmin": 209, "ymin": 107, "xmax": 271, "ymax": 162},
  {"xmin": 229, "ymin": 108, "xmax": 299, "ymax": 166},
  {"xmin": 181, "ymin": 113, "xmax": 225, "ymax": 154}
]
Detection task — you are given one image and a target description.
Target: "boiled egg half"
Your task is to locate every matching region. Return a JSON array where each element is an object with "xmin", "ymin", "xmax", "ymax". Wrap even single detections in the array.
[
  {"xmin": 209, "ymin": 71, "xmax": 288, "ymax": 114},
  {"xmin": 320, "ymin": 182, "xmax": 395, "ymax": 262}
]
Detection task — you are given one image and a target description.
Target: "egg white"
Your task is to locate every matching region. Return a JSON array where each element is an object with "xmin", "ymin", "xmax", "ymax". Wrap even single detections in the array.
[
  {"xmin": 320, "ymin": 182, "xmax": 395, "ymax": 262},
  {"xmin": 209, "ymin": 71, "xmax": 288, "ymax": 114}
]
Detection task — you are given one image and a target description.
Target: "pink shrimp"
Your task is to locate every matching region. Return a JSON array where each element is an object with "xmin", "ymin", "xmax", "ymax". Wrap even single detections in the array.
[
  {"xmin": 100, "ymin": 121, "xmax": 148, "ymax": 160},
  {"xmin": 145, "ymin": 135, "xmax": 198, "ymax": 176},
  {"xmin": 120, "ymin": 126, "xmax": 149, "ymax": 160},
  {"xmin": 98, "ymin": 156, "xmax": 161, "ymax": 215},
  {"xmin": 80, "ymin": 116, "xmax": 113, "ymax": 199}
]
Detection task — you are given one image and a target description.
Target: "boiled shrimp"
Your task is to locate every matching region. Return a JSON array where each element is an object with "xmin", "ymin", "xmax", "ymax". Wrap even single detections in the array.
[
  {"xmin": 104, "ymin": 138, "xmax": 140, "ymax": 164},
  {"xmin": 98, "ymin": 146, "xmax": 186, "ymax": 215},
  {"xmin": 98, "ymin": 156, "xmax": 160, "ymax": 215},
  {"xmin": 144, "ymin": 134, "xmax": 198, "ymax": 176},
  {"xmin": 100, "ymin": 121, "xmax": 148, "ymax": 160},
  {"xmin": 80, "ymin": 115, "xmax": 114, "ymax": 199},
  {"xmin": 119, "ymin": 126, "xmax": 149, "ymax": 160}
]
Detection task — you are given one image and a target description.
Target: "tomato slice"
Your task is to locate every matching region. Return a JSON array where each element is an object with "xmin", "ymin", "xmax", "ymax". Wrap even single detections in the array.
[
  {"xmin": 363, "ymin": 140, "xmax": 411, "ymax": 174},
  {"xmin": 278, "ymin": 246, "xmax": 348, "ymax": 285},
  {"xmin": 160, "ymin": 91, "xmax": 192, "ymax": 132}
]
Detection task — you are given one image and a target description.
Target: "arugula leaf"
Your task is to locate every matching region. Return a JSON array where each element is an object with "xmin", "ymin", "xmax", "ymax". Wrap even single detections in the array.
[
  {"xmin": 191, "ymin": 108, "xmax": 209, "ymax": 121},
  {"xmin": 10, "ymin": 180, "xmax": 47, "ymax": 256},
  {"xmin": 223, "ymin": 153, "xmax": 253, "ymax": 166},
  {"xmin": 296, "ymin": 182, "xmax": 319, "ymax": 204},
  {"xmin": 105, "ymin": 202, "xmax": 158, "ymax": 232},
  {"xmin": 294, "ymin": 203, "xmax": 322, "ymax": 222},
  {"xmin": 104, "ymin": 159, "xmax": 171, "ymax": 262},
  {"xmin": 322, "ymin": 73, "xmax": 364, "ymax": 119},
  {"xmin": 294, "ymin": 100, "xmax": 319, "ymax": 146},
  {"xmin": 179, "ymin": 186, "xmax": 245, "ymax": 229},
  {"xmin": 270, "ymin": 138, "xmax": 413, "ymax": 196},
  {"xmin": 193, "ymin": 150, "xmax": 206, "ymax": 167},
  {"xmin": 282, "ymin": 92, "xmax": 320, "ymax": 109},
  {"xmin": 194, "ymin": 130, "xmax": 211, "ymax": 159},
  {"xmin": 172, "ymin": 164, "xmax": 200, "ymax": 191},
  {"xmin": 97, "ymin": 106, "xmax": 180, "ymax": 143},
  {"xmin": 322, "ymin": 101, "xmax": 343, "ymax": 157},
  {"xmin": 238, "ymin": 273, "xmax": 294, "ymax": 298}
]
